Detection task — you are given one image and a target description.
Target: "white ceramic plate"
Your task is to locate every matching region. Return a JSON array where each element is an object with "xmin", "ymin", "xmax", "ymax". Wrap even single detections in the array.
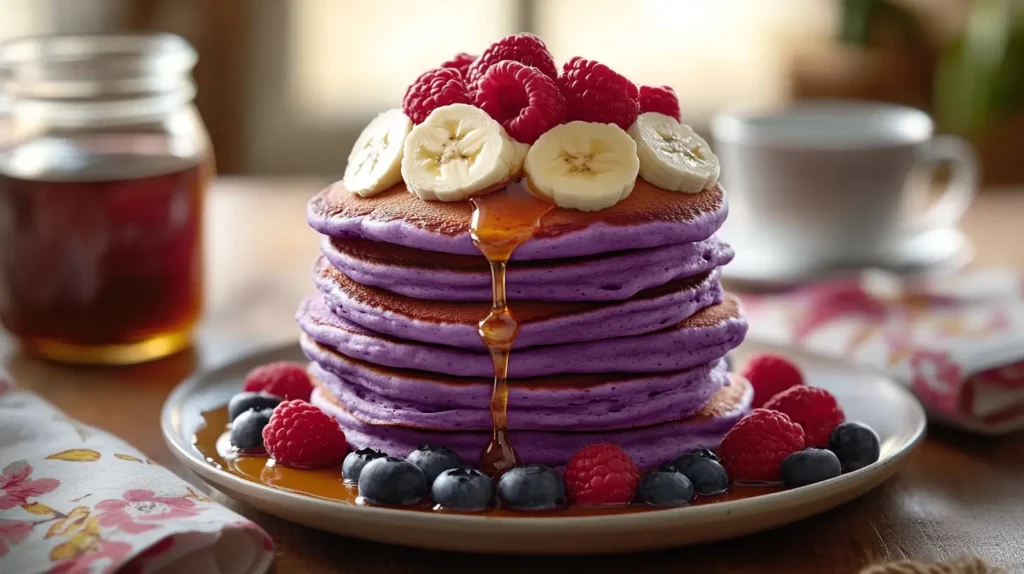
[{"xmin": 162, "ymin": 341, "xmax": 925, "ymax": 554}]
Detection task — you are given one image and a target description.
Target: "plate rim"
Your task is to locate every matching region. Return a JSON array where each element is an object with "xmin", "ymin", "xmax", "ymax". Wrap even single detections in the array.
[{"xmin": 161, "ymin": 340, "xmax": 927, "ymax": 531}]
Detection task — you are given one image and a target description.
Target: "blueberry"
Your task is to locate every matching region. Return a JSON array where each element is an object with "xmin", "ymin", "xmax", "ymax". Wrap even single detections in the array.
[
  {"xmin": 357, "ymin": 457, "xmax": 427, "ymax": 506},
  {"xmin": 407, "ymin": 445, "xmax": 465, "ymax": 486},
  {"xmin": 229, "ymin": 408, "xmax": 273, "ymax": 452},
  {"xmin": 431, "ymin": 468, "xmax": 494, "ymax": 512},
  {"xmin": 637, "ymin": 466, "xmax": 694, "ymax": 507},
  {"xmin": 669, "ymin": 448, "xmax": 720, "ymax": 473},
  {"xmin": 228, "ymin": 392, "xmax": 282, "ymax": 422},
  {"xmin": 677, "ymin": 457, "xmax": 729, "ymax": 496},
  {"xmin": 342, "ymin": 447, "xmax": 388, "ymax": 484},
  {"xmin": 828, "ymin": 422, "xmax": 881, "ymax": 472},
  {"xmin": 781, "ymin": 448, "xmax": 842, "ymax": 488},
  {"xmin": 496, "ymin": 465, "xmax": 565, "ymax": 510}
]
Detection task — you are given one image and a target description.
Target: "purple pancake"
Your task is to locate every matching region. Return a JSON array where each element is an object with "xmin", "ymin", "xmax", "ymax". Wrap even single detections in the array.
[
  {"xmin": 312, "ymin": 256, "xmax": 723, "ymax": 350},
  {"xmin": 311, "ymin": 376, "xmax": 753, "ymax": 470},
  {"xmin": 304, "ymin": 346, "xmax": 727, "ymax": 431},
  {"xmin": 321, "ymin": 235, "xmax": 734, "ymax": 302},
  {"xmin": 297, "ymin": 294, "xmax": 747, "ymax": 377},
  {"xmin": 307, "ymin": 179, "xmax": 728, "ymax": 260}
]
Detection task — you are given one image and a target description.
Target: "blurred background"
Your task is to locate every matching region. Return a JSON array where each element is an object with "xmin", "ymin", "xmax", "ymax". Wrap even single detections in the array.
[{"xmin": 1, "ymin": 0, "xmax": 1021, "ymax": 183}]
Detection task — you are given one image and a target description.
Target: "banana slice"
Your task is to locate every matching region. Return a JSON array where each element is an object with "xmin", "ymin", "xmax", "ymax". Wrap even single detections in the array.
[
  {"xmin": 524, "ymin": 121, "xmax": 639, "ymax": 212},
  {"xmin": 628, "ymin": 112, "xmax": 720, "ymax": 193},
  {"xmin": 343, "ymin": 108, "xmax": 412, "ymax": 197},
  {"xmin": 401, "ymin": 104, "xmax": 518, "ymax": 202}
]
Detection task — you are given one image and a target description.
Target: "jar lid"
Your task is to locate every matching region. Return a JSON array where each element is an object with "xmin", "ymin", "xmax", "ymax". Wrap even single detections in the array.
[{"xmin": 1, "ymin": 33, "xmax": 196, "ymax": 99}]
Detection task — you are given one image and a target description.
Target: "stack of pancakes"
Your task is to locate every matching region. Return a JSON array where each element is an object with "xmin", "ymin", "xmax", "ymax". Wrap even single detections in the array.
[{"xmin": 298, "ymin": 179, "xmax": 751, "ymax": 469}]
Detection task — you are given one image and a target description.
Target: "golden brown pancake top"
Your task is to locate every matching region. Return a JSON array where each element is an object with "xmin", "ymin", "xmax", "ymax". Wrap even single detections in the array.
[
  {"xmin": 309, "ymin": 179, "xmax": 725, "ymax": 239},
  {"xmin": 315, "ymin": 255, "xmax": 718, "ymax": 326}
]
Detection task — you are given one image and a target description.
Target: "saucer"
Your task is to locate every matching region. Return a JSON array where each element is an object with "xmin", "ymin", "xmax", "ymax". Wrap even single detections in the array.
[
  {"xmin": 162, "ymin": 341, "xmax": 925, "ymax": 554},
  {"xmin": 721, "ymin": 226, "xmax": 973, "ymax": 290}
]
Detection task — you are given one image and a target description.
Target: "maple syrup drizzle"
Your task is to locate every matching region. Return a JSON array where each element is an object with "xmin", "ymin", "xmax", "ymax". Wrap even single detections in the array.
[{"xmin": 470, "ymin": 183, "xmax": 554, "ymax": 477}]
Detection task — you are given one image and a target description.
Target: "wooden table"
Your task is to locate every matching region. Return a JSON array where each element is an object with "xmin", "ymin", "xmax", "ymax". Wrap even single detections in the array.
[{"xmin": 4, "ymin": 179, "xmax": 1024, "ymax": 573}]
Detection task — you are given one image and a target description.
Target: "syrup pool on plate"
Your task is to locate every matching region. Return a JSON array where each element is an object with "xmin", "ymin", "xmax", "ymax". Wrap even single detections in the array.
[{"xmin": 193, "ymin": 406, "xmax": 778, "ymax": 517}]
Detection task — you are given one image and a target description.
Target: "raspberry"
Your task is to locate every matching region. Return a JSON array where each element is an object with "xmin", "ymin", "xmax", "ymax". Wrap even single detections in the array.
[
  {"xmin": 742, "ymin": 353, "xmax": 806, "ymax": 408},
  {"xmin": 474, "ymin": 61, "xmax": 566, "ymax": 144},
  {"xmin": 718, "ymin": 409, "xmax": 805, "ymax": 483},
  {"xmin": 563, "ymin": 443, "xmax": 640, "ymax": 506},
  {"xmin": 639, "ymin": 85, "xmax": 680, "ymax": 121},
  {"xmin": 465, "ymin": 33, "xmax": 557, "ymax": 92},
  {"xmin": 402, "ymin": 67, "xmax": 472, "ymax": 124},
  {"xmin": 557, "ymin": 57, "xmax": 640, "ymax": 130},
  {"xmin": 440, "ymin": 52, "xmax": 476, "ymax": 78},
  {"xmin": 764, "ymin": 386, "xmax": 846, "ymax": 448},
  {"xmin": 242, "ymin": 362, "xmax": 313, "ymax": 402},
  {"xmin": 262, "ymin": 400, "xmax": 348, "ymax": 469}
]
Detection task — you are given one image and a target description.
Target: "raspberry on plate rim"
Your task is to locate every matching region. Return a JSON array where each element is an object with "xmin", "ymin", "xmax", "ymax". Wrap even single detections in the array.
[
  {"xmin": 262, "ymin": 400, "xmax": 349, "ymax": 470},
  {"xmin": 563, "ymin": 443, "xmax": 640, "ymax": 506}
]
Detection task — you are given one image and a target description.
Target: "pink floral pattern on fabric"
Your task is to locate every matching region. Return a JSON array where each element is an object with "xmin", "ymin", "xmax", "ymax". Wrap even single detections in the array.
[
  {"xmin": 0, "ymin": 462, "xmax": 60, "ymax": 510},
  {"xmin": 0, "ymin": 520, "xmax": 33, "ymax": 557},
  {"xmin": 910, "ymin": 350, "xmax": 963, "ymax": 416},
  {"xmin": 0, "ymin": 386, "xmax": 275, "ymax": 573},
  {"xmin": 742, "ymin": 269, "xmax": 1024, "ymax": 432},
  {"xmin": 47, "ymin": 539, "xmax": 133, "ymax": 574},
  {"xmin": 94, "ymin": 490, "xmax": 201, "ymax": 535}
]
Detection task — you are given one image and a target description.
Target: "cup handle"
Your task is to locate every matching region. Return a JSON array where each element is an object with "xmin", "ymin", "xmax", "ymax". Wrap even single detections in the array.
[{"xmin": 906, "ymin": 135, "xmax": 979, "ymax": 231}]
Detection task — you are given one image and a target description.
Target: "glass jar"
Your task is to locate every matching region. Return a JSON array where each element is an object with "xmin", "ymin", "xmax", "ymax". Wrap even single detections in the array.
[{"xmin": 0, "ymin": 34, "xmax": 212, "ymax": 365}]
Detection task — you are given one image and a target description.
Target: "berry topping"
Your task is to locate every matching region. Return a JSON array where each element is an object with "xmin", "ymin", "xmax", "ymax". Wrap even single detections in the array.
[
  {"xmin": 406, "ymin": 445, "xmax": 465, "ymax": 487},
  {"xmin": 742, "ymin": 353, "xmax": 806, "ymax": 408},
  {"xmin": 440, "ymin": 52, "xmax": 476, "ymax": 78},
  {"xmin": 764, "ymin": 386, "xmax": 846, "ymax": 448},
  {"xmin": 637, "ymin": 466, "xmax": 694, "ymax": 507},
  {"xmin": 242, "ymin": 362, "xmax": 313, "ymax": 402},
  {"xmin": 229, "ymin": 408, "xmax": 273, "ymax": 453},
  {"xmin": 357, "ymin": 457, "xmax": 428, "ymax": 506},
  {"xmin": 342, "ymin": 447, "xmax": 388, "ymax": 484},
  {"xmin": 402, "ymin": 67, "xmax": 472, "ymax": 124},
  {"xmin": 496, "ymin": 465, "xmax": 566, "ymax": 511},
  {"xmin": 828, "ymin": 422, "xmax": 881, "ymax": 472},
  {"xmin": 639, "ymin": 85, "xmax": 681, "ymax": 121},
  {"xmin": 262, "ymin": 400, "xmax": 348, "ymax": 469},
  {"xmin": 563, "ymin": 443, "xmax": 640, "ymax": 506},
  {"xmin": 464, "ymin": 33, "xmax": 558, "ymax": 91},
  {"xmin": 557, "ymin": 57, "xmax": 640, "ymax": 130},
  {"xmin": 432, "ymin": 468, "xmax": 495, "ymax": 512},
  {"xmin": 228, "ymin": 392, "xmax": 283, "ymax": 422},
  {"xmin": 677, "ymin": 456, "xmax": 729, "ymax": 496},
  {"xmin": 668, "ymin": 448, "xmax": 719, "ymax": 473},
  {"xmin": 474, "ymin": 60, "xmax": 566, "ymax": 144},
  {"xmin": 782, "ymin": 449, "xmax": 842, "ymax": 488},
  {"xmin": 718, "ymin": 408, "xmax": 806, "ymax": 484}
]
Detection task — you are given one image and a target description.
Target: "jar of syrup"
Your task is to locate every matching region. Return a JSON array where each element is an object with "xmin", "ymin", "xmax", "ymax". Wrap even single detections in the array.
[{"xmin": 0, "ymin": 34, "xmax": 211, "ymax": 364}]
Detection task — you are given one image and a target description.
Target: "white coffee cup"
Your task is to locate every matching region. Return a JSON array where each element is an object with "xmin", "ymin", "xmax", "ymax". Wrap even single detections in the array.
[{"xmin": 711, "ymin": 101, "xmax": 978, "ymax": 273}]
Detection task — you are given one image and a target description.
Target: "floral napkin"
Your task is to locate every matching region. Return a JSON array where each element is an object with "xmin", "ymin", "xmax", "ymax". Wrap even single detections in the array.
[
  {"xmin": 740, "ymin": 268, "xmax": 1024, "ymax": 434},
  {"xmin": 0, "ymin": 371, "xmax": 274, "ymax": 574}
]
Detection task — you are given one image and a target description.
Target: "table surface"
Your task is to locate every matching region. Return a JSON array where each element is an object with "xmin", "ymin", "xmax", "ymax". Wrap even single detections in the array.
[{"xmin": 4, "ymin": 178, "xmax": 1024, "ymax": 574}]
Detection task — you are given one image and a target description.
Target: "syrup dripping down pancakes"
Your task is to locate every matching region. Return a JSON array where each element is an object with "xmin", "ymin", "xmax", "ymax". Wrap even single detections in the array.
[{"xmin": 298, "ymin": 178, "xmax": 750, "ymax": 470}]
